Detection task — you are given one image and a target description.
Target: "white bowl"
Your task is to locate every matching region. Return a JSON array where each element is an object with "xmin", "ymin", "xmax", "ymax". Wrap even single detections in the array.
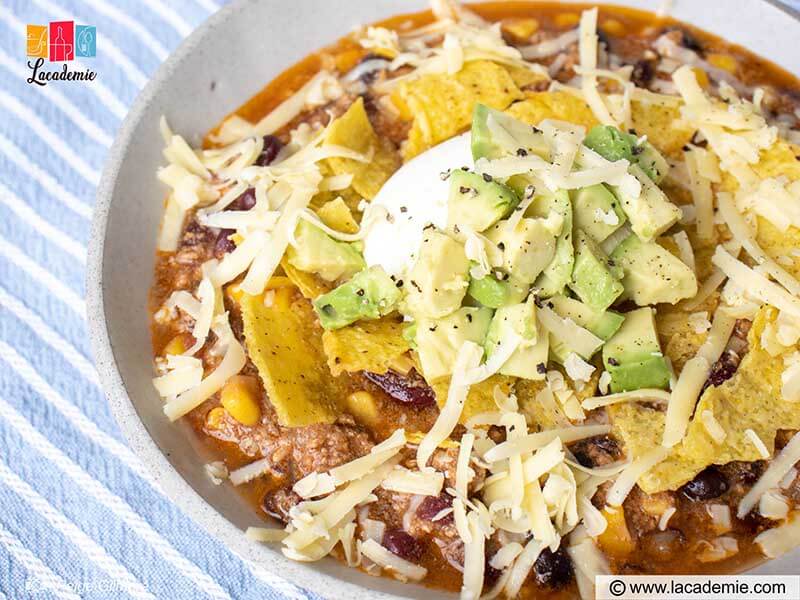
[{"xmin": 87, "ymin": 1, "xmax": 800, "ymax": 597}]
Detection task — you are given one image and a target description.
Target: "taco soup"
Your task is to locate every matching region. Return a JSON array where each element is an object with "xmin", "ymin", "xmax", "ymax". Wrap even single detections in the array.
[{"xmin": 150, "ymin": 2, "xmax": 800, "ymax": 597}]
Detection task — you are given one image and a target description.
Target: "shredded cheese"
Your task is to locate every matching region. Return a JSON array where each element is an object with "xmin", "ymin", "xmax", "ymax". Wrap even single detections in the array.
[
  {"xmin": 382, "ymin": 467, "xmax": 444, "ymax": 496},
  {"xmin": 700, "ymin": 409, "xmax": 727, "ymax": 443},
  {"xmin": 359, "ymin": 539, "xmax": 428, "ymax": 582},
  {"xmin": 606, "ymin": 447, "xmax": 669, "ymax": 507},
  {"xmin": 582, "ymin": 389, "xmax": 671, "ymax": 411},
  {"xmin": 759, "ymin": 490, "xmax": 789, "ymax": 521},
  {"xmin": 755, "ymin": 516, "xmax": 800, "ymax": 558},
  {"xmin": 745, "ymin": 428, "xmax": 771, "ymax": 459},
  {"xmin": 738, "ymin": 432, "xmax": 800, "ymax": 517}
]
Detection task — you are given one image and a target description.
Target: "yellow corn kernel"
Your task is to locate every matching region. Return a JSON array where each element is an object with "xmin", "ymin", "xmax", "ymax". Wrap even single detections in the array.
[
  {"xmin": 554, "ymin": 13, "xmax": 580, "ymax": 28},
  {"xmin": 706, "ymin": 53, "xmax": 738, "ymax": 75},
  {"xmin": 502, "ymin": 18, "xmax": 539, "ymax": 41},
  {"xmin": 273, "ymin": 286, "xmax": 294, "ymax": 311},
  {"xmin": 230, "ymin": 233, "xmax": 245, "ymax": 245},
  {"xmin": 163, "ymin": 334, "xmax": 189, "ymax": 357},
  {"xmin": 596, "ymin": 507, "xmax": 635, "ymax": 557},
  {"xmin": 206, "ymin": 406, "xmax": 227, "ymax": 430},
  {"xmin": 346, "ymin": 391, "xmax": 380, "ymax": 428},
  {"xmin": 601, "ymin": 18, "xmax": 625, "ymax": 37},
  {"xmin": 220, "ymin": 375, "xmax": 262, "ymax": 426},
  {"xmin": 693, "ymin": 67, "xmax": 710, "ymax": 89}
]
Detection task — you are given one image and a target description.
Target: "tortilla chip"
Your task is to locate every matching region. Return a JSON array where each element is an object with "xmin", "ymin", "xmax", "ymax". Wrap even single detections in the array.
[
  {"xmin": 240, "ymin": 293, "xmax": 347, "ymax": 426},
  {"xmin": 506, "ymin": 91, "xmax": 599, "ymax": 131},
  {"xmin": 324, "ymin": 97, "xmax": 400, "ymax": 199},
  {"xmin": 630, "ymin": 101, "xmax": 694, "ymax": 158},
  {"xmin": 516, "ymin": 367, "xmax": 600, "ymax": 430},
  {"xmin": 280, "ymin": 258, "xmax": 331, "ymax": 300},
  {"xmin": 394, "ymin": 60, "xmax": 523, "ymax": 160},
  {"xmin": 432, "ymin": 375, "xmax": 515, "ymax": 424},
  {"xmin": 322, "ymin": 316, "xmax": 410, "ymax": 377},
  {"xmin": 610, "ymin": 306, "xmax": 800, "ymax": 493},
  {"xmin": 504, "ymin": 64, "xmax": 549, "ymax": 90},
  {"xmin": 316, "ymin": 197, "xmax": 359, "ymax": 234}
]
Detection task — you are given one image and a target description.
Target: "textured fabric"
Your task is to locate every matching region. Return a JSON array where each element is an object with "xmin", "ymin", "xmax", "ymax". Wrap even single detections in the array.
[{"xmin": 1, "ymin": 1, "xmax": 800, "ymax": 599}]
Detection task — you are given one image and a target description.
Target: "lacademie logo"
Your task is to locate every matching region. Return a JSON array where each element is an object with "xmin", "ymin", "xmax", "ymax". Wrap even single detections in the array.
[{"xmin": 26, "ymin": 21, "xmax": 98, "ymax": 86}]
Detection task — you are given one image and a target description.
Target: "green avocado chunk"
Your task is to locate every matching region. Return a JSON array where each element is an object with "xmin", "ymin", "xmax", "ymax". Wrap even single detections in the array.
[
  {"xmin": 610, "ymin": 234, "xmax": 698, "ymax": 305},
  {"xmin": 447, "ymin": 170, "xmax": 519, "ymax": 232},
  {"xmin": 529, "ymin": 189, "xmax": 574, "ymax": 297},
  {"xmin": 568, "ymin": 229, "xmax": 624, "ymax": 313},
  {"xmin": 416, "ymin": 307, "xmax": 492, "ymax": 382},
  {"xmin": 312, "ymin": 266, "xmax": 401, "ymax": 330},
  {"xmin": 602, "ymin": 307, "xmax": 671, "ymax": 393},
  {"xmin": 485, "ymin": 296, "xmax": 548, "ymax": 380},
  {"xmin": 467, "ymin": 273, "xmax": 529, "ymax": 308},
  {"xmin": 570, "ymin": 184, "xmax": 627, "ymax": 244},
  {"xmin": 286, "ymin": 220, "xmax": 365, "ymax": 282},
  {"xmin": 548, "ymin": 294, "xmax": 625, "ymax": 364},
  {"xmin": 583, "ymin": 125, "xmax": 670, "ymax": 183},
  {"xmin": 471, "ymin": 103, "xmax": 549, "ymax": 161},
  {"xmin": 404, "ymin": 230, "xmax": 470, "ymax": 319},
  {"xmin": 486, "ymin": 216, "xmax": 558, "ymax": 285},
  {"xmin": 608, "ymin": 165, "xmax": 681, "ymax": 242}
]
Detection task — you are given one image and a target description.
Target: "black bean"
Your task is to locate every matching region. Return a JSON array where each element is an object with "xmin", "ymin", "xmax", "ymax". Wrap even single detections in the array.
[
  {"xmin": 255, "ymin": 135, "xmax": 283, "ymax": 166},
  {"xmin": 631, "ymin": 59, "xmax": 655, "ymax": 87},
  {"xmin": 363, "ymin": 369, "xmax": 436, "ymax": 407},
  {"xmin": 680, "ymin": 467, "xmax": 729, "ymax": 501},
  {"xmin": 534, "ymin": 546, "xmax": 574, "ymax": 589},
  {"xmin": 382, "ymin": 529, "xmax": 424, "ymax": 562},
  {"xmin": 214, "ymin": 228, "xmax": 236, "ymax": 258}
]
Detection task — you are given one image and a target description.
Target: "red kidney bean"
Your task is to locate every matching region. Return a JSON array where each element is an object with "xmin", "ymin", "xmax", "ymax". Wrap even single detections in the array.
[
  {"xmin": 228, "ymin": 188, "xmax": 256, "ymax": 212},
  {"xmin": 382, "ymin": 529, "xmax": 424, "ymax": 562},
  {"xmin": 255, "ymin": 135, "xmax": 283, "ymax": 166},
  {"xmin": 416, "ymin": 494, "xmax": 453, "ymax": 523},
  {"xmin": 214, "ymin": 228, "xmax": 236, "ymax": 257},
  {"xmin": 363, "ymin": 369, "xmax": 436, "ymax": 407}
]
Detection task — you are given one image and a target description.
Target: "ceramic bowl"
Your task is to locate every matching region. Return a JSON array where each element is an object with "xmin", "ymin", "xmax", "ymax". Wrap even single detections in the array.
[{"xmin": 87, "ymin": 1, "xmax": 800, "ymax": 597}]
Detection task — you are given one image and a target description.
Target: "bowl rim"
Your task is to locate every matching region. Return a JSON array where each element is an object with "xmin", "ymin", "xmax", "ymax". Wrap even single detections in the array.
[{"xmin": 87, "ymin": 1, "xmax": 800, "ymax": 598}]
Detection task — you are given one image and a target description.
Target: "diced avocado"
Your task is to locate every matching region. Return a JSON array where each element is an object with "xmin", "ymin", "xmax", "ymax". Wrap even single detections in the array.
[
  {"xmin": 416, "ymin": 307, "xmax": 492, "ymax": 382},
  {"xmin": 286, "ymin": 220, "xmax": 365, "ymax": 282},
  {"xmin": 583, "ymin": 125, "xmax": 670, "ymax": 183},
  {"xmin": 610, "ymin": 234, "xmax": 698, "ymax": 305},
  {"xmin": 471, "ymin": 103, "xmax": 549, "ymax": 161},
  {"xmin": 530, "ymin": 189, "xmax": 574, "ymax": 297},
  {"xmin": 313, "ymin": 266, "xmax": 401, "ymax": 330},
  {"xmin": 609, "ymin": 165, "xmax": 681, "ymax": 242},
  {"xmin": 570, "ymin": 184, "xmax": 627, "ymax": 243},
  {"xmin": 486, "ymin": 217, "xmax": 558, "ymax": 285},
  {"xmin": 447, "ymin": 170, "xmax": 519, "ymax": 232},
  {"xmin": 467, "ymin": 273, "xmax": 529, "ymax": 308},
  {"xmin": 404, "ymin": 231, "xmax": 470, "ymax": 319},
  {"xmin": 602, "ymin": 307, "xmax": 671, "ymax": 392},
  {"xmin": 584, "ymin": 125, "xmax": 637, "ymax": 163},
  {"xmin": 485, "ymin": 296, "xmax": 548, "ymax": 380},
  {"xmin": 548, "ymin": 295, "xmax": 625, "ymax": 340},
  {"xmin": 568, "ymin": 230, "xmax": 624, "ymax": 313}
]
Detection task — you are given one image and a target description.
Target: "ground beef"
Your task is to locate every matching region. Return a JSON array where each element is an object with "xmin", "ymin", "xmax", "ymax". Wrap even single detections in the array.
[
  {"xmin": 623, "ymin": 486, "xmax": 677, "ymax": 538},
  {"xmin": 261, "ymin": 487, "xmax": 301, "ymax": 522},
  {"xmin": 286, "ymin": 419, "xmax": 373, "ymax": 478}
]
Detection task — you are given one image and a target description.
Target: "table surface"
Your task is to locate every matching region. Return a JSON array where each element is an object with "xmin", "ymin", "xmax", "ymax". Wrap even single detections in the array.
[{"xmin": 0, "ymin": 1, "xmax": 798, "ymax": 599}]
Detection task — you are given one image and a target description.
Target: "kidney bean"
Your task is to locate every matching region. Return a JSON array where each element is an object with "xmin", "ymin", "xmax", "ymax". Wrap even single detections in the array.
[
  {"xmin": 214, "ymin": 228, "xmax": 236, "ymax": 257},
  {"xmin": 229, "ymin": 188, "xmax": 256, "ymax": 211},
  {"xmin": 680, "ymin": 467, "xmax": 729, "ymax": 501},
  {"xmin": 363, "ymin": 369, "xmax": 436, "ymax": 407},
  {"xmin": 416, "ymin": 494, "xmax": 453, "ymax": 523},
  {"xmin": 382, "ymin": 529, "xmax": 424, "ymax": 562},
  {"xmin": 255, "ymin": 135, "xmax": 283, "ymax": 166}
]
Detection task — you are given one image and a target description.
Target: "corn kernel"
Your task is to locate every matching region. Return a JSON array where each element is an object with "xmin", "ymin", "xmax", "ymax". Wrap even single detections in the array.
[
  {"xmin": 206, "ymin": 406, "xmax": 227, "ymax": 430},
  {"xmin": 554, "ymin": 13, "xmax": 580, "ymax": 28},
  {"xmin": 163, "ymin": 334, "xmax": 189, "ymax": 357},
  {"xmin": 273, "ymin": 286, "xmax": 294, "ymax": 311},
  {"xmin": 502, "ymin": 18, "xmax": 539, "ymax": 41},
  {"xmin": 706, "ymin": 53, "xmax": 738, "ymax": 75},
  {"xmin": 693, "ymin": 67, "xmax": 710, "ymax": 89},
  {"xmin": 230, "ymin": 233, "xmax": 245, "ymax": 245},
  {"xmin": 220, "ymin": 375, "xmax": 262, "ymax": 426},
  {"xmin": 596, "ymin": 507, "xmax": 635, "ymax": 557},
  {"xmin": 346, "ymin": 391, "xmax": 380, "ymax": 428},
  {"xmin": 601, "ymin": 18, "xmax": 625, "ymax": 37}
]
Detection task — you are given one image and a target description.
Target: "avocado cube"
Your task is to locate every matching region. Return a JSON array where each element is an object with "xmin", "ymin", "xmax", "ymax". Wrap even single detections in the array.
[
  {"xmin": 447, "ymin": 170, "xmax": 520, "ymax": 232},
  {"xmin": 570, "ymin": 184, "xmax": 627, "ymax": 243},
  {"xmin": 286, "ymin": 220, "xmax": 365, "ymax": 282},
  {"xmin": 487, "ymin": 217, "xmax": 558, "ymax": 285},
  {"xmin": 635, "ymin": 143, "xmax": 670, "ymax": 184},
  {"xmin": 548, "ymin": 294, "xmax": 625, "ymax": 364},
  {"xmin": 471, "ymin": 103, "xmax": 549, "ymax": 161},
  {"xmin": 528, "ymin": 189, "xmax": 574, "ymax": 298},
  {"xmin": 467, "ymin": 273, "xmax": 529, "ymax": 308},
  {"xmin": 416, "ymin": 307, "xmax": 493, "ymax": 382},
  {"xmin": 485, "ymin": 296, "xmax": 548, "ymax": 380},
  {"xmin": 610, "ymin": 234, "xmax": 698, "ymax": 306},
  {"xmin": 568, "ymin": 230, "xmax": 624, "ymax": 313},
  {"xmin": 404, "ymin": 231, "xmax": 470, "ymax": 319},
  {"xmin": 584, "ymin": 125, "xmax": 636, "ymax": 163},
  {"xmin": 608, "ymin": 165, "xmax": 681, "ymax": 242},
  {"xmin": 602, "ymin": 307, "xmax": 671, "ymax": 392},
  {"xmin": 312, "ymin": 266, "xmax": 401, "ymax": 330}
]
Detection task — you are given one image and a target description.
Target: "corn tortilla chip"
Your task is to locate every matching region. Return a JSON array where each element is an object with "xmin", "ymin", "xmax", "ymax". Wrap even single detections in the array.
[
  {"xmin": 240, "ymin": 292, "xmax": 347, "ymax": 426},
  {"xmin": 432, "ymin": 375, "xmax": 515, "ymax": 424},
  {"xmin": 280, "ymin": 258, "xmax": 331, "ymax": 300},
  {"xmin": 610, "ymin": 307, "xmax": 800, "ymax": 493},
  {"xmin": 316, "ymin": 197, "xmax": 359, "ymax": 234},
  {"xmin": 322, "ymin": 316, "xmax": 410, "ymax": 377}
]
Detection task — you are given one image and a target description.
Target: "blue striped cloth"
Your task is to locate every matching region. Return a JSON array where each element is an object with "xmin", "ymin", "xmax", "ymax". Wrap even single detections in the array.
[{"xmin": 2, "ymin": 1, "xmax": 800, "ymax": 599}]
